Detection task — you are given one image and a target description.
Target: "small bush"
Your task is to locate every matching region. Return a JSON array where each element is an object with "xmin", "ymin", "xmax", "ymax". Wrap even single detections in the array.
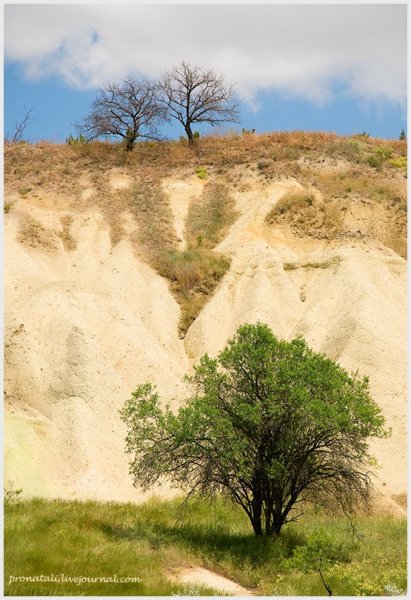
[
  {"xmin": 257, "ymin": 159, "xmax": 273, "ymax": 170},
  {"xmin": 376, "ymin": 146, "xmax": 393, "ymax": 160},
  {"xmin": 4, "ymin": 486, "xmax": 22, "ymax": 505},
  {"xmin": 267, "ymin": 188, "xmax": 315, "ymax": 219},
  {"xmin": 66, "ymin": 134, "xmax": 86, "ymax": 146},
  {"xmin": 389, "ymin": 156, "xmax": 407, "ymax": 169},
  {"xmin": 18, "ymin": 186, "xmax": 32, "ymax": 197},
  {"xmin": 367, "ymin": 154, "xmax": 384, "ymax": 169},
  {"xmin": 194, "ymin": 166, "xmax": 208, "ymax": 180}
]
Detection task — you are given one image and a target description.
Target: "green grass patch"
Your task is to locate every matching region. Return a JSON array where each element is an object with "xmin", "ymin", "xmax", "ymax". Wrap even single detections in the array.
[
  {"xmin": 194, "ymin": 166, "xmax": 208, "ymax": 180},
  {"xmin": 5, "ymin": 495, "xmax": 406, "ymax": 596}
]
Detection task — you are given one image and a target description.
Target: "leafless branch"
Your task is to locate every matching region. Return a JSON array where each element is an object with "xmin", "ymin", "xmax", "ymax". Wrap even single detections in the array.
[
  {"xmin": 160, "ymin": 61, "xmax": 240, "ymax": 145},
  {"xmin": 75, "ymin": 79, "xmax": 167, "ymax": 150},
  {"xmin": 11, "ymin": 106, "xmax": 34, "ymax": 143}
]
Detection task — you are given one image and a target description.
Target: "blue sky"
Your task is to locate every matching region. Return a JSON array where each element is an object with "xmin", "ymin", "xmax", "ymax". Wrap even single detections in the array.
[{"xmin": 4, "ymin": 4, "xmax": 407, "ymax": 142}]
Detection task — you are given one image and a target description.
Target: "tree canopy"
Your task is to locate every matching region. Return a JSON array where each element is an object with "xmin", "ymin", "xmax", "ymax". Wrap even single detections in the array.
[
  {"xmin": 160, "ymin": 61, "xmax": 239, "ymax": 144},
  {"xmin": 120, "ymin": 323, "xmax": 386, "ymax": 536},
  {"xmin": 76, "ymin": 78, "xmax": 166, "ymax": 150}
]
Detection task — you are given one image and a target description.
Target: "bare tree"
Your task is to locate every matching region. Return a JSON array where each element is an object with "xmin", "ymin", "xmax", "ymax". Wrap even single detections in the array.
[
  {"xmin": 160, "ymin": 61, "xmax": 240, "ymax": 145},
  {"xmin": 11, "ymin": 106, "xmax": 34, "ymax": 143},
  {"xmin": 76, "ymin": 78, "xmax": 166, "ymax": 151}
]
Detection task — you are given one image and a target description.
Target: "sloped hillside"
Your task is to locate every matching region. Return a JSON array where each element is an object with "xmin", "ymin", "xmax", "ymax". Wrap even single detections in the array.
[{"xmin": 4, "ymin": 133, "xmax": 407, "ymax": 512}]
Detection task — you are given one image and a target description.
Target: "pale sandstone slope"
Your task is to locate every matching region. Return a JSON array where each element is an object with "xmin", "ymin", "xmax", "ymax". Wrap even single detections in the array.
[
  {"xmin": 5, "ymin": 196, "xmax": 189, "ymax": 500},
  {"xmin": 185, "ymin": 181, "xmax": 407, "ymax": 502},
  {"xmin": 4, "ymin": 174, "xmax": 407, "ymax": 509}
]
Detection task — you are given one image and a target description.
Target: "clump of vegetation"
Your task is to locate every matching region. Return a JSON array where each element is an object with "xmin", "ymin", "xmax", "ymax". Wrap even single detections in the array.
[
  {"xmin": 194, "ymin": 165, "xmax": 208, "ymax": 180},
  {"xmin": 66, "ymin": 134, "xmax": 86, "ymax": 146},
  {"xmin": 17, "ymin": 214, "xmax": 58, "ymax": 250},
  {"xmin": 121, "ymin": 323, "xmax": 387, "ymax": 537},
  {"xmin": 267, "ymin": 188, "xmax": 316, "ymax": 219},
  {"xmin": 124, "ymin": 179, "xmax": 234, "ymax": 335},
  {"xmin": 126, "ymin": 180, "xmax": 176, "ymax": 261},
  {"xmin": 257, "ymin": 158, "xmax": 274, "ymax": 171},
  {"xmin": 4, "ymin": 484, "xmax": 22, "ymax": 505},
  {"xmin": 5, "ymin": 494, "xmax": 407, "ymax": 596},
  {"xmin": 389, "ymin": 155, "xmax": 407, "ymax": 169},
  {"xmin": 164, "ymin": 182, "xmax": 236, "ymax": 334},
  {"xmin": 283, "ymin": 256, "xmax": 342, "ymax": 271},
  {"xmin": 186, "ymin": 181, "xmax": 237, "ymax": 249},
  {"xmin": 161, "ymin": 249, "xmax": 230, "ymax": 334},
  {"xmin": 18, "ymin": 186, "xmax": 32, "ymax": 198}
]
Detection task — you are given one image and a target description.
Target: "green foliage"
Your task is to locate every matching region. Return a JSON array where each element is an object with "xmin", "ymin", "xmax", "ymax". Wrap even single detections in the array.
[
  {"xmin": 399, "ymin": 129, "xmax": 406, "ymax": 141},
  {"xmin": 389, "ymin": 156, "xmax": 407, "ymax": 169},
  {"xmin": 66, "ymin": 134, "xmax": 86, "ymax": 146},
  {"xmin": 194, "ymin": 166, "xmax": 208, "ymax": 180},
  {"xmin": 121, "ymin": 323, "xmax": 387, "ymax": 537},
  {"xmin": 284, "ymin": 530, "xmax": 350, "ymax": 595},
  {"xmin": 376, "ymin": 146, "xmax": 393, "ymax": 160},
  {"xmin": 367, "ymin": 146, "xmax": 393, "ymax": 169},
  {"xmin": 367, "ymin": 154, "xmax": 384, "ymax": 169}
]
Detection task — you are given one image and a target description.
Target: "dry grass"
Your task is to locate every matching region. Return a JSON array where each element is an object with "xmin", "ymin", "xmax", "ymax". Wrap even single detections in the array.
[
  {"xmin": 186, "ymin": 181, "xmax": 237, "ymax": 249},
  {"xmin": 268, "ymin": 188, "xmax": 316, "ymax": 218},
  {"xmin": 161, "ymin": 249, "xmax": 230, "ymax": 335},
  {"xmin": 5, "ymin": 131, "xmax": 407, "ymax": 327},
  {"xmin": 17, "ymin": 214, "xmax": 58, "ymax": 250},
  {"xmin": 266, "ymin": 176, "xmax": 406, "ymax": 257},
  {"xmin": 283, "ymin": 257, "xmax": 342, "ymax": 271},
  {"xmin": 5, "ymin": 132, "xmax": 407, "ymax": 191},
  {"xmin": 57, "ymin": 215, "xmax": 77, "ymax": 251},
  {"xmin": 126, "ymin": 180, "xmax": 176, "ymax": 260}
]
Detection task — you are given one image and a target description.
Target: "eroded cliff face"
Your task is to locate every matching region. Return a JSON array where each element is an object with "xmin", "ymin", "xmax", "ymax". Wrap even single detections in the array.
[{"xmin": 4, "ymin": 148, "xmax": 407, "ymax": 512}]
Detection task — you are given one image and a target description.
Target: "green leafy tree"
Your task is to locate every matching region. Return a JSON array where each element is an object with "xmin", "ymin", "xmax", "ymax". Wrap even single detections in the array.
[
  {"xmin": 399, "ymin": 129, "xmax": 406, "ymax": 141},
  {"xmin": 120, "ymin": 323, "xmax": 387, "ymax": 536}
]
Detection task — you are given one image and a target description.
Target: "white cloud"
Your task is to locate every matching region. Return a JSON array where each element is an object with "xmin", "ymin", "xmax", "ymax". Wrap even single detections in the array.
[{"xmin": 4, "ymin": 4, "xmax": 407, "ymax": 107}]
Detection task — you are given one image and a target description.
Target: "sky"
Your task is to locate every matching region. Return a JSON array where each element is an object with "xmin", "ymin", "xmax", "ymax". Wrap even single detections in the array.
[{"xmin": 4, "ymin": 3, "xmax": 407, "ymax": 142}]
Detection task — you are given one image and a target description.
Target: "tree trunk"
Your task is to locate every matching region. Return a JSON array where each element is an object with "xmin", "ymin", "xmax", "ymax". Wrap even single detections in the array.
[
  {"xmin": 251, "ymin": 516, "xmax": 263, "ymax": 536},
  {"xmin": 250, "ymin": 493, "xmax": 264, "ymax": 536},
  {"xmin": 185, "ymin": 124, "xmax": 194, "ymax": 146}
]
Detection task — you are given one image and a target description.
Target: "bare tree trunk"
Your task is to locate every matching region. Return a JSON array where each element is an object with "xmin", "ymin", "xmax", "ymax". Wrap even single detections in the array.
[
  {"xmin": 319, "ymin": 568, "xmax": 333, "ymax": 596},
  {"xmin": 185, "ymin": 124, "xmax": 194, "ymax": 146},
  {"xmin": 11, "ymin": 107, "xmax": 33, "ymax": 143},
  {"xmin": 251, "ymin": 515, "xmax": 263, "ymax": 536}
]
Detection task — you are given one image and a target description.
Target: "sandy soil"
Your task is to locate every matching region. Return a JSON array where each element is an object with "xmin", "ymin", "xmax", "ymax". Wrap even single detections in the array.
[
  {"xmin": 4, "ymin": 174, "xmax": 407, "ymax": 510},
  {"xmin": 174, "ymin": 566, "xmax": 254, "ymax": 596}
]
